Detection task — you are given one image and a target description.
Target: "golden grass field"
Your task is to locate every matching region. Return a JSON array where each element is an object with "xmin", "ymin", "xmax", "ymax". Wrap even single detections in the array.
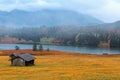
[{"xmin": 0, "ymin": 54, "xmax": 120, "ymax": 80}]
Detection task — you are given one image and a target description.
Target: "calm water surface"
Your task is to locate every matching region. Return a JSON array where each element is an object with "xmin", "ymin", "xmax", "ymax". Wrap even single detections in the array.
[{"xmin": 0, "ymin": 44, "xmax": 119, "ymax": 54}]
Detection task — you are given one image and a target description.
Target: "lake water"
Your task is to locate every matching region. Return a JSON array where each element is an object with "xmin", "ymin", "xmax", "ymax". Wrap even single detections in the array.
[{"xmin": 0, "ymin": 44, "xmax": 119, "ymax": 54}]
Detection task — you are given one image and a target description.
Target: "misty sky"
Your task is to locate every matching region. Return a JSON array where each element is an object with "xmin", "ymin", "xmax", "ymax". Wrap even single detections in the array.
[{"xmin": 0, "ymin": 0, "xmax": 120, "ymax": 22}]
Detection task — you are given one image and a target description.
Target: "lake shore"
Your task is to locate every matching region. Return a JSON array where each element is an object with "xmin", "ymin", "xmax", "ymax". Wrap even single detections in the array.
[{"xmin": 0, "ymin": 49, "xmax": 120, "ymax": 57}]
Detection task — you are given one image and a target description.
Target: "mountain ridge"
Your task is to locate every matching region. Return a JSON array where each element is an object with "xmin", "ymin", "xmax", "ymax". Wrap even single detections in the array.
[{"xmin": 0, "ymin": 9, "xmax": 103, "ymax": 27}]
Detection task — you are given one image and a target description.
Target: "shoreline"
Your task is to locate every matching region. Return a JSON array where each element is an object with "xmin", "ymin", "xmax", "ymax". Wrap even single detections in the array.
[
  {"xmin": 0, "ymin": 49, "xmax": 120, "ymax": 56},
  {"xmin": 0, "ymin": 44, "xmax": 119, "ymax": 55}
]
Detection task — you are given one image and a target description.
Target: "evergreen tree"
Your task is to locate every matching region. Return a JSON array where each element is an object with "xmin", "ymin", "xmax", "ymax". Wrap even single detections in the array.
[
  {"xmin": 33, "ymin": 42, "xmax": 37, "ymax": 51},
  {"xmin": 47, "ymin": 48, "xmax": 50, "ymax": 52},
  {"xmin": 15, "ymin": 46, "xmax": 20, "ymax": 50},
  {"xmin": 39, "ymin": 43, "xmax": 43, "ymax": 51}
]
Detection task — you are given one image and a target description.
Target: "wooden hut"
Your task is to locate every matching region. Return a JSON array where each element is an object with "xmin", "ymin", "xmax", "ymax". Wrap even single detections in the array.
[{"xmin": 9, "ymin": 53, "xmax": 35, "ymax": 66}]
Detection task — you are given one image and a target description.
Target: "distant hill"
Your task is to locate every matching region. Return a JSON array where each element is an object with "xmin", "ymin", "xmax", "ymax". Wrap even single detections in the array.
[
  {"xmin": 92, "ymin": 20, "xmax": 120, "ymax": 31},
  {"xmin": 0, "ymin": 9, "xmax": 103, "ymax": 27}
]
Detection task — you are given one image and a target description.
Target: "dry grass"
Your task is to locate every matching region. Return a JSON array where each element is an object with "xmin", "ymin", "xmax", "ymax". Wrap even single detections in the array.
[
  {"xmin": 0, "ymin": 55, "xmax": 120, "ymax": 80},
  {"xmin": 0, "ymin": 49, "xmax": 75, "ymax": 56}
]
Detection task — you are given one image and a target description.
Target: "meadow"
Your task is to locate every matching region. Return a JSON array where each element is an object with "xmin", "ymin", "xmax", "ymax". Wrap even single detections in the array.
[{"xmin": 0, "ymin": 54, "xmax": 120, "ymax": 80}]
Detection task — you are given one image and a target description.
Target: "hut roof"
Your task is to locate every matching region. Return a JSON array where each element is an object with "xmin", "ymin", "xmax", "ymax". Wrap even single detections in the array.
[
  {"xmin": 19, "ymin": 53, "xmax": 35, "ymax": 61},
  {"xmin": 10, "ymin": 53, "xmax": 35, "ymax": 61}
]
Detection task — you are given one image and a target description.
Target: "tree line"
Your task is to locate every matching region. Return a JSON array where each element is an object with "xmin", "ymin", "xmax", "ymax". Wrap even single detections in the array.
[{"xmin": 0, "ymin": 25, "xmax": 119, "ymax": 48}]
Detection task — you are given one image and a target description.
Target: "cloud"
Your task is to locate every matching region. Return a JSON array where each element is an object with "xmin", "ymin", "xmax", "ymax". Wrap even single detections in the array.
[
  {"xmin": 44, "ymin": 0, "xmax": 107, "ymax": 12},
  {"xmin": 48, "ymin": 0, "xmax": 120, "ymax": 22},
  {"xmin": 114, "ymin": 0, "xmax": 120, "ymax": 3},
  {"xmin": 86, "ymin": 0, "xmax": 120, "ymax": 22},
  {"xmin": 0, "ymin": 0, "xmax": 108, "ymax": 11},
  {"xmin": 0, "ymin": 0, "xmax": 60, "ymax": 11}
]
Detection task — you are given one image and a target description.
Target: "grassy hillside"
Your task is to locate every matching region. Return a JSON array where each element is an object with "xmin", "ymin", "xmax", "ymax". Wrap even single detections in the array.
[{"xmin": 0, "ymin": 55, "xmax": 120, "ymax": 80}]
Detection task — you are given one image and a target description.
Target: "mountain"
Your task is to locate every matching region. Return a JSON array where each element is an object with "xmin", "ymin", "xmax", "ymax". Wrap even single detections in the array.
[
  {"xmin": 92, "ymin": 20, "xmax": 120, "ymax": 31},
  {"xmin": 0, "ymin": 9, "xmax": 103, "ymax": 27}
]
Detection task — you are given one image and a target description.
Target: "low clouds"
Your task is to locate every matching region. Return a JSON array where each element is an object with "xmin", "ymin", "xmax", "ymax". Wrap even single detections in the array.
[
  {"xmin": 0, "ymin": 0, "xmax": 120, "ymax": 22},
  {"xmin": 87, "ymin": 0, "xmax": 120, "ymax": 22},
  {"xmin": 0, "ymin": 0, "xmax": 60, "ymax": 11}
]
